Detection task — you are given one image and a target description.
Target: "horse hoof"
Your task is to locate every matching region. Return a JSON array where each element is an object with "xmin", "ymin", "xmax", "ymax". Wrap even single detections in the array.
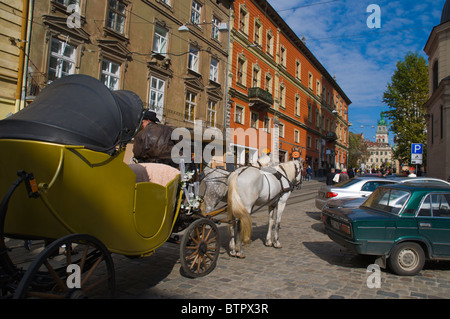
[
  {"xmin": 236, "ymin": 253, "xmax": 246, "ymax": 259},
  {"xmin": 265, "ymin": 242, "xmax": 273, "ymax": 247},
  {"xmin": 273, "ymin": 243, "xmax": 282, "ymax": 249}
]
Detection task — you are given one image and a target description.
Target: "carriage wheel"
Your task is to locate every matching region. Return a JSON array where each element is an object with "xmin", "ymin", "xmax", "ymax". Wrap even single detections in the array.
[
  {"xmin": 180, "ymin": 218, "xmax": 220, "ymax": 278},
  {"xmin": 13, "ymin": 234, "xmax": 115, "ymax": 299}
]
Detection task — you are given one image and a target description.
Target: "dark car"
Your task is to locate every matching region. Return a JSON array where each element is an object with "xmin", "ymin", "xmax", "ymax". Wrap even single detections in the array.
[{"xmin": 321, "ymin": 183, "xmax": 450, "ymax": 276}]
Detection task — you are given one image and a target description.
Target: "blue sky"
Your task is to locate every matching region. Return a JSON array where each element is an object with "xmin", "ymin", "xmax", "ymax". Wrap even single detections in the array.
[{"xmin": 267, "ymin": 0, "xmax": 445, "ymax": 144}]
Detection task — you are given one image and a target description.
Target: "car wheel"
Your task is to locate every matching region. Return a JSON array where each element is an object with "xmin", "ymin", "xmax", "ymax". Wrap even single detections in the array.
[{"xmin": 388, "ymin": 242, "xmax": 425, "ymax": 276}]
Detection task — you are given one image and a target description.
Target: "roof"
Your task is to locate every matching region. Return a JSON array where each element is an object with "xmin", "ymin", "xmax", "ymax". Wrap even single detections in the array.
[
  {"xmin": 442, "ymin": 0, "xmax": 450, "ymax": 24},
  {"xmin": 381, "ymin": 182, "xmax": 450, "ymax": 191},
  {"xmin": 0, "ymin": 75, "xmax": 144, "ymax": 155}
]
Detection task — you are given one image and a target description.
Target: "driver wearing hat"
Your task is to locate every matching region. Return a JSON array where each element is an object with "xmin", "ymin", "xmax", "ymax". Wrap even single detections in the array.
[{"xmin": 142, "ymin": 110, "xmax": 160, "ymax": 128}]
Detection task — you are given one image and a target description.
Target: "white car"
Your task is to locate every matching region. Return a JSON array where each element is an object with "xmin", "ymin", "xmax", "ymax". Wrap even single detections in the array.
[{"xmin": 315, "ymin": 176, "xmax": 450, "ymax": 211}]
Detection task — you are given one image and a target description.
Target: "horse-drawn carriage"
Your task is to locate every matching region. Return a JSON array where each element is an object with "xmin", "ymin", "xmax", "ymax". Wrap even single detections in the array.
[{"xmin": 0, "ymin": 75, "xmax": 221, "ymax": 298}]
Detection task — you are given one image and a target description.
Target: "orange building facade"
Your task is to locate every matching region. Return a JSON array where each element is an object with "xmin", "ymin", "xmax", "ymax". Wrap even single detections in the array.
[{"xmin": 226, "ymin": 0, "xmax": 351, "ymax": 174}]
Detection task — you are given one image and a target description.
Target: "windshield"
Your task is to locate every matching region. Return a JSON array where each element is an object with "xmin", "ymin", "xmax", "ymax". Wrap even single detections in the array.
[{"xmin": 362, "ymin": 187, "xmax": 410, "ymax": 215}]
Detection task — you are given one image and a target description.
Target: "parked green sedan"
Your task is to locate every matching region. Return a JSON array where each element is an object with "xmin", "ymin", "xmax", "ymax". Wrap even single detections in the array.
[{"xmin": 321, "ymin": 183, "xmax": 450, "ymax": 276}]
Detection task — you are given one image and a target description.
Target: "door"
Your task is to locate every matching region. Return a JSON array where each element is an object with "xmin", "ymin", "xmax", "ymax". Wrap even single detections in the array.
[{"xmin": 417, "ymin": 193, "xmax": 450, "ymax": 257}]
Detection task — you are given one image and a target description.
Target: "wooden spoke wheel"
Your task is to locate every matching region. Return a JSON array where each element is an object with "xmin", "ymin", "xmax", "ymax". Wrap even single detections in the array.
[
  {"xmin": 180, "ymin": 218, "xmax": 220, "ymax": 278},
  {"xmin": 13, "ymin": 234, "xmax": 115, "ymax": 299}
]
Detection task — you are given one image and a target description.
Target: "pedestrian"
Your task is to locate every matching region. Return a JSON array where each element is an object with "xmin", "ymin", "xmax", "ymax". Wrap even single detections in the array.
[
  {"xmin": 302, "ymin": 167, "xmax": 307, "ymax": 181},
  {"xmin": 339, "ymin": 168, "xmax": 349, "ymax": 182},
  {"xmin": 347, "ymin": 167, "xmax": 355, "ymax": 179},
  {"xmin": 326, "ymin": 168, "xmax": 336, "ymax": 185},
  {"xmin": 306, "ymin": 165, "xmax": 312, "ymax": 181}
]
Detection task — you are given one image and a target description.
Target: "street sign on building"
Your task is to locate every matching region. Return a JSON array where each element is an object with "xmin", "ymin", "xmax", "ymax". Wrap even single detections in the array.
[{"xmin": 411, "ymin": 143, "xmax": 423, "ymax": 165}]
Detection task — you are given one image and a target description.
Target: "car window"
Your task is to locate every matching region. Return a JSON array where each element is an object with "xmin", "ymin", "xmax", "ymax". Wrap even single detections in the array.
[
  {"xmin": 418, "ymin": 193, "xmax": 450, "ymax": 217},
  {"xmin": 432, "ymin": 194, "xmax": 450, "ymax": 217},
  {"xmin": 360, "ymin": 181, "xmax": 394, "ymax": 192},
  {"xmin": 362, "ymin": 187, "xmax": 410, "ymax": 215},
  {"xmin": 418, "ymin": 195, "xmax": 431, "ymax": 216}
]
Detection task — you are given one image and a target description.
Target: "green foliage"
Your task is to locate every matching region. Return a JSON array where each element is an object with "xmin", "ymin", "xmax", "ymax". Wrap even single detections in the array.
[
  {"xmin": 348, "ymin": 132, "xmax": 369, "ymax": 168},
  {"xmin": 382, "ymin": 51, "xmax": 429, "ymax": 165}
]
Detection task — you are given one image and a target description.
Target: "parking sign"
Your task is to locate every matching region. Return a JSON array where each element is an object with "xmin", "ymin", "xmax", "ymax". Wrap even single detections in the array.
[
  {"xmin": 411, "ymin": 143, "xmax": 423, "ymax": 165},
  {"xmin": 411, "ymin": 143, "xmax": 423, "ymax": 154}
]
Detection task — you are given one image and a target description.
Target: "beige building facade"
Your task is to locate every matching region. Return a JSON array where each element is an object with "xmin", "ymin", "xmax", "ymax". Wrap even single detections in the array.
[
  {"xmin": 0, "ymin": 0, "xmax": 27, "ymax": 118},
  {"xmin": 12, "ymin": 0, "xmax": 233, "ymax": 140},
  {"xmin": 424, "ymin": 0, "xmax": 450, "ymax": 181}
]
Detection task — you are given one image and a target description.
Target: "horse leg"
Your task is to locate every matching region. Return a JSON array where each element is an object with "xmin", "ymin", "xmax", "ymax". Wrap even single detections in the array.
[
  {"xmin": 233, "ymin": 219, "xmax": 245, "ymax": 258},
  {"xmin": 228, "ymin": 218, "xmax": 237, "ymax": 257},
  {"xmin": 265, "ymin": 205, "xmax": 276, "ymax": 247},
  {"xmin": 273, "ymin": 197, "xmax": 288, "ymax": 248}
]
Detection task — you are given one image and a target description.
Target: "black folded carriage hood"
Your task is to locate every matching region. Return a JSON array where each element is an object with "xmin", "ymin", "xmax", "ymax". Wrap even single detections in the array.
[{"xmin": 0, "ymin": 74, "xmax": 144, "ymax": 155}]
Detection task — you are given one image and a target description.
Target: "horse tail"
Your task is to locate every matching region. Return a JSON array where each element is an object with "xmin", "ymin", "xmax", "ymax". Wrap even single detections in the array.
[{"xmin": 227, "ymin": 171, "xmax": 252, "ymax": 244}]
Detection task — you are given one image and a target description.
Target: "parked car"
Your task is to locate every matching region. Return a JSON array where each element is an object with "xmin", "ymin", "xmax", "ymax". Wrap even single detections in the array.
[
  {"xmin": 315, "ymin": 177, "xmax": 396, "ymax": 211},
  {"xmin": 321, "ymin": 183, "xmax": 450, "ymax": 276},
  {"xmin": 316, "ymin": 177, "xmax": 450, "ymax": 211}
]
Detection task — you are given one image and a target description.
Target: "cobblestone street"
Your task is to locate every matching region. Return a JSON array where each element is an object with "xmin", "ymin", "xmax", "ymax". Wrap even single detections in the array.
[{"xmin": 112, "ymin": 186, "xmax": 450, "ymax": 300}]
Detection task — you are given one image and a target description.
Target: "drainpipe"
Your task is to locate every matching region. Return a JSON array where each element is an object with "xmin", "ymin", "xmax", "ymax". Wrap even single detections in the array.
[
  {"xmin": 223, "ymin": 4, "xmax": 233, "ymax": 164},
  {"xmin": 19, "ymin": 0, "xmax": 34, "ymax": 111},
  {"xmin": 14, "ymin": 0, "xmax": 29, "ymax": 113}
]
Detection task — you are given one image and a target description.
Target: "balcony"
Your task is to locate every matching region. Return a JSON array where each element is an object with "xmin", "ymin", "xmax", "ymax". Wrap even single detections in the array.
[
  {"xmin": 248, "ymin": 87, "xmax": 273, "ymax": 110},
  {"xmin": 325, "ymin": 132, "xmax": 338, "ymax": 142}
]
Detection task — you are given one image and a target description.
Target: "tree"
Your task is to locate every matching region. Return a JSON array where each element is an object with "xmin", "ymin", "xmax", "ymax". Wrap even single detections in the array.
[
  {"xmin": 382, "ymin": 51, "xmax": 429, "ymax": 166},
  {"xmin": 348, "ymin": 132, "xmax": 369, "ymax": 168}
]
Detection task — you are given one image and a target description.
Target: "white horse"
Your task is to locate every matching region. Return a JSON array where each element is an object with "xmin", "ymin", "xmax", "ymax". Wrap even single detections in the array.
[
  {"xmin": 227, "ymin": 159, "xmax": 303, "ymax": 258},
  {"xmin": 200, "ymin": 155, "xmax": 272, "ymax": 214}
]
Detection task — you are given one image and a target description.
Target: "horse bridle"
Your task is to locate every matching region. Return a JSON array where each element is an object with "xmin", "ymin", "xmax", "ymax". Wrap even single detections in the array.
[{"xmin": 278, "ymin": 161, "xmax": 303, "ymax": 190}]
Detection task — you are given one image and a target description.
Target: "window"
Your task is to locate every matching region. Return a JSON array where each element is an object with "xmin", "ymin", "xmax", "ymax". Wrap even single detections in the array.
[
  {"xmin": 254, "ymin": 20, "xmax": 261, "ymax": 45},
  {"xmin": 280, "ymin": 46, "xmax": 286, "ymax": 67},
  {"xmin": 212, "ymin": 17, "xmax": 220, "ymax": 40},
  {"xmin": 235, "ymin": 105, "xmax": 244, "ymax": 124},
  {"xmin": 210, "ymin": 58, "xmax": 219, "ymax": 82},
  {"xmin": 362, "ymin": 187, "xmax": 410, "ymax": 215},
  {"xmin": 295, "ymin": 130, "xmax": 299, "ymax": 143},
  {"xmin": 307, "ymin": 135, "xmax": 311, "ymax": 147},
  {"xmin": 263, "ymin": 117, "xmax": 270, "ymax": 133},
  {"xmin": 207, "ymin": 100, "xmax": 216, "ymax": 127},
  {"xmin": 265, "ymin": 73, "xmax": 272, "ymax": 93},
  {"xmin": 279, "ymin": 84, "xmax": 285, "ymax": 108},
  {"xmin": 250, "ymin": 112, "xmax": 258, "ymax": 129},
  {"xmin": 48, "ymin": 38, "xmax": 76, "ymax": 82},
  {"xmin": 296, "ymin": 60, "xmax": 301, "ymax": 80},
  {"xmin": 279, "ymin": 122, "xmax": 285, "ymax": 138},
  {"xmin": 315, "ymin": 109, "xmax": 320, "ymax": 127},
  {"xmin": 185, "ymin": 92, "xmax": 196, "ymax": 122},
  {"xmin": 106, "ymin": 0, "xmax": 127, "ymax": 34},
  {"xmin": 57, "ymin": 0, "xmax": 79, "ymax": 7},
  {"xmin": 307, "ymin": 103, "xmax": 312, "ymax": 122},
  {"xmin": 152, "ymin": 25, "xmax": 167, "ymax": 55},
  {"xmin": 188, "ymin": 45, "xmax": 199, "ymax": 72},
  {"xmin": 252, "ymin": 67, "xmax": 260, "ymax": 88},
  {"xmin": 266, "ymin": 32, "xmax": 273, "ymax": 55},
  {"xmin": 237, "ymin": 58, "xmax": 246, "ymax": 86},
  {"xmin": 239, "ymin": 7, "xmax": 248, "ymax": 34},
  {"xmin": 191, "ymin": 1, "xmax": 201, "ymax": 25},
  {"xmin": 101, "ymin": 59, "xmax": 120, "ymax": 90},
  {"xmin": 308, "ymin": 73, "xmax": 313, "ymax": 90},
  {"xmin": 149, "ymin": 76, "xmax": 165, "ymax": 119},
  {"xmin": 433, "ymin": 60, "xmax": 439, "ymax": 93},
  {"xmin": 316, "ymin": 80, "xmax": 321, "ymax": 96},
  {"xmin": 295, "ymin": 95, "xmax": 300, "ymax": 117},
  {"xmin": 315, "ymin": 138, "xmax": 319, "ymax": 150}
]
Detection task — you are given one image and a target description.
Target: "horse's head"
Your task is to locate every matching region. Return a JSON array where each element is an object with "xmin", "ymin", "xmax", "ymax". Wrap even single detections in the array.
[{"xmin": 292, "ymin": 159, "xmax": 303, "ymax": 187}]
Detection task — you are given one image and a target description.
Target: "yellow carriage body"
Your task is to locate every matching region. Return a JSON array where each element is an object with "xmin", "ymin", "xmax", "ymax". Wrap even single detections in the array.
[{"xmin": 0, "ymin": 139, "xmax": 181, "ymax": 257}]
